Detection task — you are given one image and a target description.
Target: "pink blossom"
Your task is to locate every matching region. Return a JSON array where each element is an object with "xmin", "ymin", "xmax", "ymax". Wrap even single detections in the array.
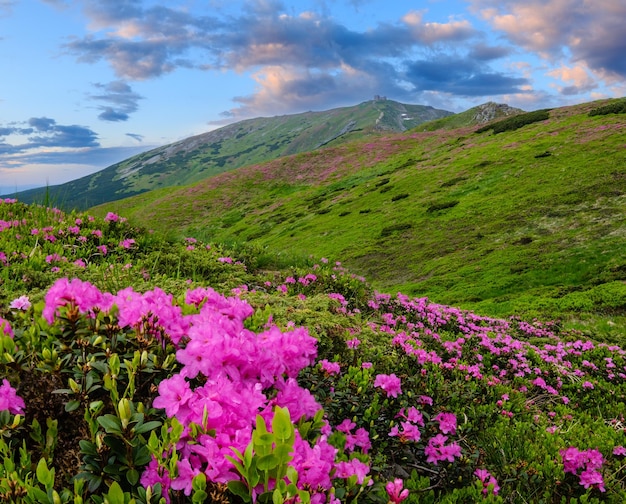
[
  {"xmin": 474, "ymin": 469, "xmax": 500, "ymax": 495},
  {"xmin": 9, "ymin": 295, "xmax": 31, "ymax": 311},
  {"xmin": 374, "ymin": 373, "xmax": 402, "ymax": 398},
  {"xmin": 0, "ymin": 317, "xmax": 13, "ymax": 338},
  {"xmin": 0, "ymin": 379, "xmax": 25, "ymax": 415},
  {"xmin": 334, "ymin": 458, "xmax": 370, "ymax": 485},
  {"xmin": 435, "ymin": 412, "xmax": 457, "ymax": 435},
  {"xmin": 386, "ymin": 479, "xmax": 409, "ymax": 503},
  {"xmin": 613, "ymin": 446, "xmax": 626, "ymax": 457},
  {"xmin": 424, "ymin": 434, "xmax": 462, "ymax": 465},
  {"xmin": 104, "ymin": 212, "xmax": 120, "ymax": 222},
  {"xmin": 319, "ymin": 359, "xmax": 341, "ymax": 375}
]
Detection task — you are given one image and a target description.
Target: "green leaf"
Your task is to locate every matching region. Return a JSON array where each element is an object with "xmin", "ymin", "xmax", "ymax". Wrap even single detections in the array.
[
  {"xmin": 79, "ymin": 440, "xmax": 98, "ymax": 456},
  {"xmin": 256, "ymin": 453, "xmax": 279, "ymax": 471},
  {"xmin": 126, "ymin": 468, "xmax": 139, "ymax": 486},
  {"xmin": 65, "ymin": 400, "xmax": 80, "ymax": 412},
  {"xmin": 36, "ymin": 458, "xmax": 53, "ymax": 488},
  {"xmin": 105, "ymin": 481, "xmax": 125, "ymax": 504},
  {"xmin": 30, "ymin": 487, "xmax": 50, "ymax": 504},
  {"xmin": 271, "ymin": 406, "xmax": 293, "ymax": 442},
  {"xmin": 272, "ymin": 488, "xmax": 283, "ymax": 504},
  {"xmin": 227, "ymin": 481, "xmax": 252, "ymax": 503},
  {"xmin": 273, "ymin": 444, "xmax": 293, "ymax": 465},
  {"xmin": 97, "ymin": 414, "xmax": 123, "ymax": 435},
  {"xmin": 134, "ymin": 420, "xmax": 162, "ymax": 434}
]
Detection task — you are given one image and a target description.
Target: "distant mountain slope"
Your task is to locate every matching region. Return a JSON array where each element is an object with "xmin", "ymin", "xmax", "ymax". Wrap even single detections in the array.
[
  {"xmin": 92, "ymin": 98, "xmax": 626, "ymax": 331},
  {"xmin": 7, "ymin": 99, "xmax": 452, "ymax": 210},
  {"xmin": 418, "ymin": 102, "xmax": 523, "ymax": 131}
]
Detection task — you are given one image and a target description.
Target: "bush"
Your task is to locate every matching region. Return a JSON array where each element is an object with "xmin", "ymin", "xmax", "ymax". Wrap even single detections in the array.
[
  {"xmin": 476, "ymin": 109, "xmax": 551, "ymax": 134},
  {"xmin": 588, "ymin": 99, "xmax": 626, "ymax": 117}
]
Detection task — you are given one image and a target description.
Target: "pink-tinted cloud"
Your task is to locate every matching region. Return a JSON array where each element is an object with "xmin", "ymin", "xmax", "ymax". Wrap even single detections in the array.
[{"xmin": 472, "ymin": 0, "xmax": 626, "ymax": 80}]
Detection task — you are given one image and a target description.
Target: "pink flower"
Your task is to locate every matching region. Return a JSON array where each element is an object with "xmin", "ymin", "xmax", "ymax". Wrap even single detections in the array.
[
  {"xmin": 613, "ymin": 446, "xmax": 626, "ymax": 457},
  {"xmin": 374, "ymin": 373, "xmax": 402, "ymax": 398},
  {"xmin": 0, "ymin": 379, "xmax": 25, "ymax": 415},
  {"xmin": 579, "ymin": 469, "xmax": 605, "ymax": 492},
  {"xmin": 104, "ymin": 212, "xmax": 120, "ymax": 222},
  {"xmin": 386, "ymin": 479, "xmax": 409, "ymax": 503},
  {"xmin": 9, "ymin": 295, "xmax": 31, "ymax": 311},
  {"xmin": 435, "ymin": 412, "xmax": 457, "ymax": 435},
  {"xmin": 319, "ymin": 359, "xmax": 341, "ymax": 375},
  {"xmin": 474, "ymin": 469, "xmax": 500, "ymax": 495},
  {"xmin": 0, "ymin": 317, "xmax": 14, "ymax": 338},
  {"xmin": 424, "ymin": 434, "xmax": 462, "ymax": 465},
  {"xmin": 334, "ymin": 458, "xmax": 370, "ymax": 485},
  {"xmin": 152, "ymin": 374, "xmax": 193, "ymax": 418}
]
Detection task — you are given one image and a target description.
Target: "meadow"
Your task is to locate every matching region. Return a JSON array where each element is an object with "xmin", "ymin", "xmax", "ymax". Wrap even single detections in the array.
[
  {"xmin": 93, "ymin": 100, "xmax": 626, "ymax": 340},
  {"xmin": 1, "ymin": 197, "xmax": 625, "ymax": 503}
]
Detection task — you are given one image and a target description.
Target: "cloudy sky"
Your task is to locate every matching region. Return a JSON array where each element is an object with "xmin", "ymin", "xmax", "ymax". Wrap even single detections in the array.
[{"xmin": 1, "ymin": 0, "xmax": 625, "ymax": 192}]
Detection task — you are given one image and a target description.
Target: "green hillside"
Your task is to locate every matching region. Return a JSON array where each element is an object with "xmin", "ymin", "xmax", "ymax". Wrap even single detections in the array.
[
  {"xmin": 7, "ymin": 99, "xmax": 452, "ymax": 210},
  {"xmin": 93, "ymin": 99, "xmax": 626, "ymax": 336}
]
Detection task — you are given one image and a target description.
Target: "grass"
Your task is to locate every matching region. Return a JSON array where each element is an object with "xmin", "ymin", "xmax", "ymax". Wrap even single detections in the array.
[{"xmin": 90, "ymin": 99, "xmax": 626, "ymax": 337}]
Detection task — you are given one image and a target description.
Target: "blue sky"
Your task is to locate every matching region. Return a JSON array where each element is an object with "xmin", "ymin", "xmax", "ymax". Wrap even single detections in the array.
[{"xmin": 1, "ymin": 0, "xmax": 625, "ymax": 192}]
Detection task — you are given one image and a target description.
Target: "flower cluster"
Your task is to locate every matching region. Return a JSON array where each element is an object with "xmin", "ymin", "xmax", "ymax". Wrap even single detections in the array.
[
  {"xmin": 560, "ymin": 447, "xmax": 605, "ymax": 492},
  {"xmin": 474, "ymin": 469, "xmax": 500, "ymax": 495},
  {"xmin": 0, "ymin": 379, "xmax": 25, "ymax": 415}
]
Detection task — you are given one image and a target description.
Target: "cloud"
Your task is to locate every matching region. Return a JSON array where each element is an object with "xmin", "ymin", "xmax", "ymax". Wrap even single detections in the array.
[
  {"xmin": 89, "ymin": 80, "xmax": 144, "ymax": 121},
  {"xmin": 404, "ymin": 56, "xmax": 528, "ymax": 97},
  {"xmin": 472, "ymin": 0, "xmax": 626, "ymax": 80},
  {"xmin": 547, "ymin": 64, "xmax": 598, "ymax": 95},
  {"xmin": 68, "ymin": 0, "xmax": 530, "ymax": 119},
  {"xmin": 0, "ymin": 117, "xmax": 99, "ymax": 154},
  {"xmin": 125, "ymin": 132, "xmax": 144, "ymax": 142}
]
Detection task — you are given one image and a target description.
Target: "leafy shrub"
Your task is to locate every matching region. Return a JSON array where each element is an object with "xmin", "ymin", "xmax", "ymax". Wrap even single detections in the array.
[
  {"xmin": 426, "ymin": 200, "xmax": 459, "ymax": 213},
  {"xmin": 380, "ymin": 223, "xmax": 412, "ymax": 236},
  {"xmin": 588, "ymin": 99, "xmax": 626, "ymax": 117},
  {"xmin": 476, "ymin": 109, "xmax": 551, "ymax": 134},
  {"xmin": 391, "ymin": 193, "xmax": 409, "ymax": 202}
]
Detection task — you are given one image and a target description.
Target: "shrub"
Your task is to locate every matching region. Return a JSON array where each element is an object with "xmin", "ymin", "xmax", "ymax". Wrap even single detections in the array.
[
  {"xmin": 588, "ymin": 99, "xmax": 626, "ymax": 117},
  {"xmin": 476, "ymin": 109, "xmax": 551, "ymax": 134}
]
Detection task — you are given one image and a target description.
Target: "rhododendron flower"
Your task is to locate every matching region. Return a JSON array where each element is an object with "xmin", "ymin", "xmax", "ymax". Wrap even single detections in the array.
[
  {"xmin": 374, "ymin": 373, "xmax": 402, "ymax": 398},
  {"xmin": 0, "ymin": 379, "xmax": 25, "ymax": 415},
  {"xmin": 435, "ymin": 412, "xmax": 457, "ymax": 435},
  {"xmin": 104, "ymin": 212, "xmax": 120, "ymax": 222},
  {"xmin": 389, "ymin": 421, "xmax": 421, "ymax": 442},
  {"xmin": 386, "ymin": 478, "xmax": 409, "ymax": 503},
  {"xmin": 335, "ymin": 458, "xmax": 370, "ymax": 485},
  {"xmin": 560, "ymin": 446, "xmax": 605, "ymax": 492},
  {"xmin": 319, "ymin": 359, "xmax": 341, "ymax": 375},
  {"xmin": 613, "ymin": 446, "xmax": 626, "ymax": 457},
  {"xmin": 475, "ymin": 469, "xmax": 500, "ymax": 495},
  {"xmin": 425, "ymin": 434, "xmax": 462, "ymax": 465},
  {"xmin": 152, "ymin": 374, "xmax": 193, "ymax": 418},
  {"xmin": 0, "ymin": 317, "xmax": 14, "ymax": 338},
  {"xmin": 579, "ymin": 469, "xmax": 605, "ymax": 491},
  {"xmin": 10, "ymin": 295, "xmax": 31, "ymax": 311}
]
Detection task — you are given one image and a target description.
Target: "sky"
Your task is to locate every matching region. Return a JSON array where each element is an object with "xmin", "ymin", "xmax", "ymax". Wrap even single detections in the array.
[{"xmin": 1, "ymin": 0, "xmax": 625, "ymax": 193}]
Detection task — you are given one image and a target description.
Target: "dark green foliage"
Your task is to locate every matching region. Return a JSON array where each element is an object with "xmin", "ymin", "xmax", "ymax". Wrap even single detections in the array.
[
  {"xmin": 588, "ymin": 99, "xmax": 626, "ymax": 116},
  {"xmin": 380, "ymin": 223, "xmax": 412, "ymax": 237},
  {"xmin": 391, "ymin": 193, "xmax": 409, "ymax": 202},
  {"xmin": 426, "ymin": 200, "xmax": 459, "ymax": 213},
  {"xmin": 476, "ymin": 109, "xmax": 551, "ymax": 134}
]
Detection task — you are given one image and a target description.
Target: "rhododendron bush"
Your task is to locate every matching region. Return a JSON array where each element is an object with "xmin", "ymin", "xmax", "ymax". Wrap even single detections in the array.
[{"xmin": 1, "ymin": 198, "xmax": 626, "ymax": 503}]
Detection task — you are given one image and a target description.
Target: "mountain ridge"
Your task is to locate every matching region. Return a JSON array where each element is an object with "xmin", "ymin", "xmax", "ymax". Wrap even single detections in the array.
[
  {"xmin": 6, "ymin": 99, "xmax": 454, "ymax": 209},
  {"xmin": 91, "ymin": 98, "xmax": 626, "ymax": 333}
]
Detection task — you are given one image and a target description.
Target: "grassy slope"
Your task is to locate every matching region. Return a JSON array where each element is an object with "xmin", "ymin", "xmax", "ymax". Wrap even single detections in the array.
[
  {"xmin": 8, "ymin": 100, "xmax": 451, "ymax": 210},
  {"xmin": 92, "ymin": 100, "xmax": 626, "ymax": 335}
]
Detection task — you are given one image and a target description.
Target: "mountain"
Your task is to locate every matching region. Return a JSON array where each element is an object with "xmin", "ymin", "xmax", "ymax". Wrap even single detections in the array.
[
  {"xmin": 6, "ymin": 99, "xmax": 453, "ymax": 210},
  {"xmin": 419, "ymin": 101, "xmax": 523, "ymax": 130},
  {"xmin": 91, "ymin": 98, "xmax": 626, "ymax": 334}
]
